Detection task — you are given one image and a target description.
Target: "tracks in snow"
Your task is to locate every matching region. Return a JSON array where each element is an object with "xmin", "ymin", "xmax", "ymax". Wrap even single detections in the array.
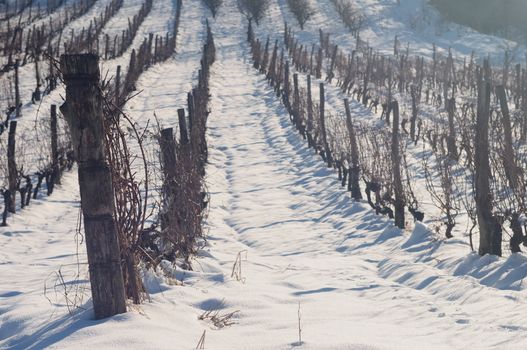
[
  {"xmin": 1, "ymin": 1, "xmax": 527, "ymax": 349},
  {"xmin": 196, "ymin": 2, "xmax": 527, "ymax": 348}
]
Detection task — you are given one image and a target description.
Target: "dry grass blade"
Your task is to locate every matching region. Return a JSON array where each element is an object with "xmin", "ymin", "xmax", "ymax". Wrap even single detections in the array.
[
  {"xmin": 195, "ymin": 330, "xmax": 206, "ymax": 349},
  {"xmin": 198, "ymin": 299, "xmax": 240, "ymax": 329},
  {"xmin": 231, "ymin": 250, "xmax": 247, "ymax": 283}
]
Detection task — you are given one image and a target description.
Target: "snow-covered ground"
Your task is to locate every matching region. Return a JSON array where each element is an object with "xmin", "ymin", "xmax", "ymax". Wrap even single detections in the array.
[
  {"xmin": 286, "ymin": 0, "xmax": 526, "ymax": 63},
  {"xmin": 1, "ymin": 1, "xmax": 527, "ymax": 349}
]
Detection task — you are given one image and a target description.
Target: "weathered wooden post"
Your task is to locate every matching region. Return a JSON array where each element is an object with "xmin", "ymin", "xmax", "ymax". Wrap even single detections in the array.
[
  {"xmin": 33, "ymin": 54, "xmax": 41, "ymax": 102},
  {"xmin": 293, "ymin": 73, "xmax": 300, "ymax": 128},
  {"xmin": 49, "ymin": 50, "xmax": 57, "ymax": 91},
  {"xmin": 283, "ymin": 61, "xmax": 291, "ymax": 110},
  {"xmin": 475, "ymin": 63, "xmax": 501, "ymax": 257},
  {"xmin": 147, "ymin": 33, "xmax": 154, "ymax": 65},
  {"xmin": 319, "ymin": 83, "xmax": 332, "ymax": 167},
  {"xmin": 23, "ymin": 175, "xmax": 32, "ymax": 206},
  {"xmin": 327, "ymin": 45, "xmax": 338, "ymax": 83},
  {"xmin": 261, "ymin": 37, "xmax": 270, "ymax": 73},
  {"xmin": 159, "ymin": 127, "xmax": 177, "ymax": 239},
  {"xmin": 410, "ymin": 86, "xmax": 418, "ymax": 141},
  {"xmin": 397, "ymin": 54, "xmax": 404, "ymax": 95},
  {"xmin": 315, "ymin": 47, "xmax": 322, "ymax": 79},
  {"xmin": 362, "ymin": 51, "xmax": 371, "ymax": 106},
  {"xmin": 15, "ymin": 59, "xmax": 21, "ymax": 118},
  {"xmin": 386, "ymin": 65, "xmax": 393, "ymax": 126},
  {"xmin": 497, "ymin": 84, "xmax": 524, "ymax": 252},
  {"xmin": 7, "ymin": 121, "xmax": 17, "ymax": 213},
  {"xmin": 253, "ymin": 38, "xmax": 261, "ymax": 69},
  {"xmin": 160, "ymin": 128, "xmax": 177, "ymax": 186},
  {"xmin": 514, "ymin": 63, "xmax": 521, "ymax": 110},
  {"xmin": 275, "ymin": 50, "xmax": 284, "ymax": 96},
  {"xmin": 187, "ymin": 91, "xmax": 194, "ymax": 134},
  {"xmin": 267, "ymin": 40, "xmax": 278, "ymax": 83},
  {"xmin": 432, "ymin": 44, "xmax": 437, "ymax": 87},
  {"xmin": 391, "ymin": 101, "xmax": 405, "ymax": 229},
  {"xmin": 50, "ymin": 104, "xmax": 60, "ymax": 191},
  {"xmin": 306, "ymin": 74, "xmax": 314, "ymax": 147},
  {"xmin": 1, "ymin": 190, "xmax": 10, "ymax": 226},
  {"xmin": 60, "ymin": 54, "xmax": 127, "ymax": 319},
  {"xmin": 178, "ymin": 108, "xmax": 189, "ymax": 145},
  {"xmin": 496, "ymin": 85, "xmax": 518, "ymax": 190},
  {"xmin": 309, "ymin": 44, "xmax": 315, "ymax": 75},
  {"xmin": 344, "ymin": 99, "xmax": 362, "ymax": 200},
  {"xmin": 115, "ymin": 65, "xmax": 121, "ymax": 106},
  {"xmin": 105, "ymin": 33, "xmax": 109, "ymax": 59},
  {"xmin": 446, "ymin": 98, "xmax": 458, "ymax": 160}
]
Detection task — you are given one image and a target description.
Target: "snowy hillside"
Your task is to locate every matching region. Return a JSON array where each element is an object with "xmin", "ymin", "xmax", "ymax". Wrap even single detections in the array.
[{"xmin": 1, "ymin": 0, "xmax": 527, "ymax": 349}]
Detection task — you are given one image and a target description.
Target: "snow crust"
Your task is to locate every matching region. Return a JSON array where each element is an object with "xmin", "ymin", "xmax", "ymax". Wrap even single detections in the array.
[{"xmin": 1, "ymin": 1, "xmax": 527, "ymax": 349}]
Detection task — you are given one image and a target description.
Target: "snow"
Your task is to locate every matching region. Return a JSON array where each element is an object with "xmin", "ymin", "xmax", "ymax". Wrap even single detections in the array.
[
  {"xmin": 282, "ymin": 0, "xmax": 526, "ymax": 63},
  {"xmin": 1, "ymin": 0, "xmax": 527, "ymax": 349},
  {"xmin": 99, "ymin": 0, "xmax": 146, "ymax": 40}
]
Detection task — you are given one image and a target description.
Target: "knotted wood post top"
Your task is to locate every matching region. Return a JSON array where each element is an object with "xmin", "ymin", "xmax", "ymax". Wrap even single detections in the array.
[
  {"xmin": 59, "ymin": 54, "xmax": 106, "ymax": 167},
  {"xmin": 60, "ymin": 53, "xmax": 100, "ymax": 82}
]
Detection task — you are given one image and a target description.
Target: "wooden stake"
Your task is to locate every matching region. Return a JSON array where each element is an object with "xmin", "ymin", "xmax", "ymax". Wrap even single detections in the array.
[
  {"xmin": 178, "ymin": 108, "xmax": 189, "ymax": 145},
  {"xmin": 7, "ymin": 121, "xmax": 17, "ymax": 213},
  {"xmin": 60, "ymin": 54, "xmax": 127, "ymax": 319},
  {"xmin": 319, "ymin": 83, "xmax": 332, "ymax": 167},
  {"xmin": 391, "ymin": 101, "xmax": 405, "ymax": 229},
  {"xmin": 475, "ymin": 61, "xmax": 501, "ymax": 257},
  {"xmin": 50, "ymin": 104, "xmax": 60, "ymax": 189},
  {"xmin": 344, "ymin": 99, "xmax": 362, "ymax": 200}
]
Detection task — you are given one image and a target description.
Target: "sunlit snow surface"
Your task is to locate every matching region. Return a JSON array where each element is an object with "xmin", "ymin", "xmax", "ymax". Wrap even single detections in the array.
[{"xmin": 1, "ymin": 0, "xmax": 527, "ymax": 349}]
